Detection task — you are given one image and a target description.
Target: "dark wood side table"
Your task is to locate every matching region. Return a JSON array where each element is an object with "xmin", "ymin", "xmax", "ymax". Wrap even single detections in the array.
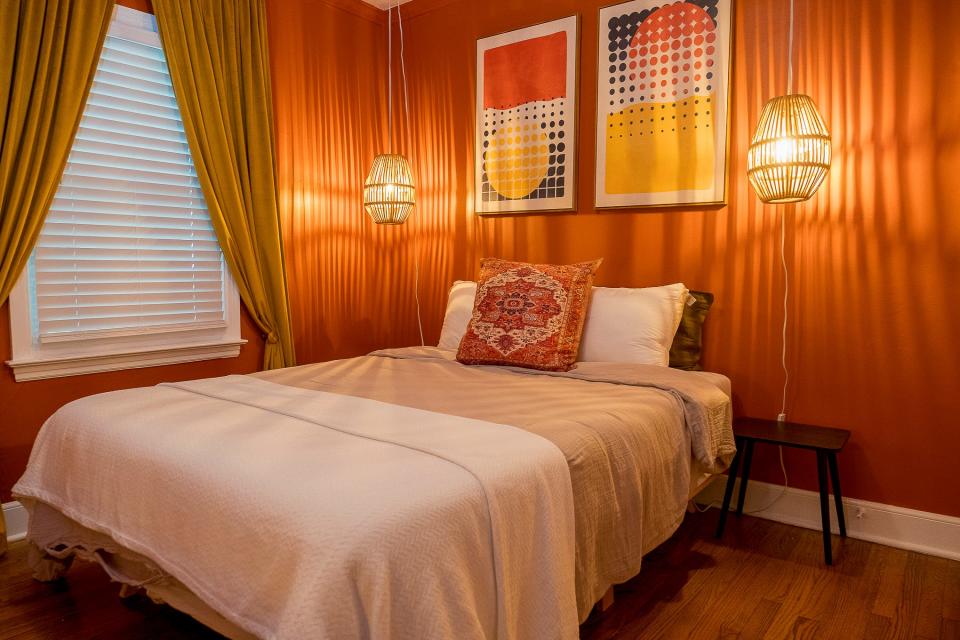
[{"xmin": 715, "ymin": 417, "xmax": 851, "ymax": 564}]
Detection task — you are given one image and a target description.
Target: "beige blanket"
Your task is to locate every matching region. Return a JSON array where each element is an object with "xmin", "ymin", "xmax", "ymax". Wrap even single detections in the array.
[
  {"xmin": 257, "ymin": 347, "xmax": 735, "ymax": 618},
  {"xmin": 15, "ymin": 347, "xmax": 733, "ymax": 636},
  {"xmin": 15, "ymin": 373, "xmax": 579, "ymax": 639}
]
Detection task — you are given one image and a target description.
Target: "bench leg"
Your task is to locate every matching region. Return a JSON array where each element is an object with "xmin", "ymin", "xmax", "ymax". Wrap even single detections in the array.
[
  {"xmin": 735, "ymin": 440, "xmax": 755, "ymax": 516},
  {"xmin": 715, "ymin": 437, "xmax": 743, "ymax": 538},
  {"xmin": 827, "ymin": 452, "xmax": 846, "ymax": 537},
  {"xmin": 817, "ymin": 451, "xmax": 833, "ymax": 565}
]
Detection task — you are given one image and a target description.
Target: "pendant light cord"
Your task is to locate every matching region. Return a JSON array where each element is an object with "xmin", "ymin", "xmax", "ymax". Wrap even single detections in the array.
[
  {"xmin": 761, "ymin": 3, "xmax": 795, "ymax": 513},
  {"xmin": 744, "ymin": 3, "xmax": 795, "ymax": 513},
  {"xmin": 779, "ymin": 211, "xmax": 789, "ymax": 420},
  {"xmin": 394, "ymin": 1, "xmax": 423, "ymax": 346},
  {"xmin": 702, "ymin": 0, "xmax": 795, "ymax": 516},
  {"xmin": 398, "ymin": 2, "xmax": 411, "ymax": 137},
  {"xmin": 387, "ymin": 3, "xmax": 393, "ymax": 151},
  {"xmin": 786, "ymin": 0, "xmax": 794, "ymax": 95},
  {"xmin": 780, "ymin": 0, "xmax": 793, "ymax": 420},
  {"xmin": 414, "ymin": 232, "xmax": 425, "ymax": 346}
]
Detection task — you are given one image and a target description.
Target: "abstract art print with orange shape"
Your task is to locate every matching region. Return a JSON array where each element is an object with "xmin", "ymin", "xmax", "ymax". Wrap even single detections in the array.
[
  {"xmin": 476, "ymin": 16, "xmax": 579, "ymax": 214},
  {"xmin": 595, "ymin": 0, "xmax": 732, "ymax": 208}
]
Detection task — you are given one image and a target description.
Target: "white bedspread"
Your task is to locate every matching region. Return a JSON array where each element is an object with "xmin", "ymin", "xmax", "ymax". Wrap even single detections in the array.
[{"xmin": 14, "ymin": 375, "xmax": 579, "ymax": 640}]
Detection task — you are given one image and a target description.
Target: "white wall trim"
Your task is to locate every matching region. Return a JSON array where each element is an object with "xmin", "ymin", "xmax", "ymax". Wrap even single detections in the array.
[
  {"xmin": 6, "ymin": 339, "xmax": 247, "ymax": 382},
  {"xmin": 4, "ymin": 501, "xmax": 27, "ymax": 543},
  {"xmin": 697, "ymin": 478, "xmax": 960, "ymax": 562}
]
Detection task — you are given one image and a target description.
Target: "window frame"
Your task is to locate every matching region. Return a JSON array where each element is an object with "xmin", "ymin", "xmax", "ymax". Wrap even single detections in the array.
[{"xmin": 5, "ymin": 6, "xmax": 245, "ymax": 382}]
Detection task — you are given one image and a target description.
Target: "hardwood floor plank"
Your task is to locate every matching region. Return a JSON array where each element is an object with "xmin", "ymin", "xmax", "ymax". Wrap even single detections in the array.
[
  {"xmin": 871, "ymin": 545, "xmax": 910, "ymax": 618},
  {"xmin": 736, "ymin": 598, "xmax": 781, "ymax": 639},
  {"xmin": 790, "ymin": 616, "xmax": 822, "ymax": 640},
  {"xmin": 863, "ymin": 613, "xmax": 893, "ymax": 640},
  {"xmin": 943, "ymin": 558, "xmax": 960, "ymax": 622},
  {"xmin": 825, "ymin": 540, "xmax": 887, "ymax": 639},
  {"xmin": 891, "ymin": 551, "xmax": 926, "ymax": 639},
  {"xmin": 757, "ymin": 532, "xmax": 825, "ymax": 639},
  {"xmin": 916, "ymin": 555, "xmax": 950, "ymax": 639},
  {"xmin": 941, "ymin": 618, "xmax": 960, "ymax": 640}
]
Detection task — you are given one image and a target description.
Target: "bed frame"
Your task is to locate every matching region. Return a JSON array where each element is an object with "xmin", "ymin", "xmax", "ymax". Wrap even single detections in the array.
[{"xmin": 595, "ymin": 472, "xmax": 720, "ymax": 614}]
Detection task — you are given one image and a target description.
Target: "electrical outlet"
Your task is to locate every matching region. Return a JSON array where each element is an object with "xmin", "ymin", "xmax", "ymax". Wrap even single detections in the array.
[{"xmin": 855, "ymin": 507, "xmax": 866, "ymax": 519}]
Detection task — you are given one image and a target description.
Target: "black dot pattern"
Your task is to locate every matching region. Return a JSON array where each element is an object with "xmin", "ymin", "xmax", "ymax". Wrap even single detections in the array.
[
  {"xmin": 481, "ymin": 99, "xmax": 569, "ymax": 202},
  {"xmin": 604, "ymin": 1, "xmax": 721, "ymax": 111}
]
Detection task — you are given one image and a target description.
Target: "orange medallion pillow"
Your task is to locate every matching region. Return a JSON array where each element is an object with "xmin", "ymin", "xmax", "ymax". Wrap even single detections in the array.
[{"xmin": 456, "ymin": 258, "xmax": 603, "ymax": 371}]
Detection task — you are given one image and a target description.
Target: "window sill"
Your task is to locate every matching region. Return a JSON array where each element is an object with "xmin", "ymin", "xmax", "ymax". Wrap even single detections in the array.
[{"xmin": 6, "ymin": 339, "xmax": 248, "ymax": 382}]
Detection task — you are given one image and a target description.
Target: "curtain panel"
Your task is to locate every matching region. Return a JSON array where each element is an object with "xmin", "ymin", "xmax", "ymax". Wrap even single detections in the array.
[
  {"xmin": 0, "ymin": 0, "xmax": 115, "ymax": 305},
  {"xmin": 153, "ymin": 0, "xmax": 296, "ymax": 370}
]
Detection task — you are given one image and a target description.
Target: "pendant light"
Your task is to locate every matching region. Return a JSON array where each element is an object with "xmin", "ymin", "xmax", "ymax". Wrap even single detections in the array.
[
  {"xmin": 747, "ymin": 0, "xmax": 831, "ymax": 203},
  {"xmin": 363, "ymin": 1, "xmax": 415, "ymax": 225}
]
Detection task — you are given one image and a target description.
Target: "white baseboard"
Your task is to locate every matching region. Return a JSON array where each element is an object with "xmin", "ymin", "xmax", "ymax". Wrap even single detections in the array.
[
  {"xmin": 3, "ymin": 500, "xmax": 27, "ymax": 543},
  {"xmin": 697, "ymin": 479, "xmax": 960, "ymax": 562}
]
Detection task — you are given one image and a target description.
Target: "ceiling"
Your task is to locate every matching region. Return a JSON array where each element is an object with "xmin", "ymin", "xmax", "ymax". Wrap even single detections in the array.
[{"xmin": 359, "ymin": 0, "xmax": 413, "ymax": 9}]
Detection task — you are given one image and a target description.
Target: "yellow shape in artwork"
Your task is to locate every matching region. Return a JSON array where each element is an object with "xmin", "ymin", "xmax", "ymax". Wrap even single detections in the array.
[
  {"xmin": 486, "ymin": 119, "xmax": 550, "ymax": 199},
  {"xmin": 605, "ymin": 95, "xmax": 716, "ymax": 194}
]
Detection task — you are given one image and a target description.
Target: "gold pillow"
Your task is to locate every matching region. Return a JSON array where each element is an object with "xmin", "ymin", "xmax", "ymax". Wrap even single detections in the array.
[{"xmin": 669, "ymin": 290, "xmax": 714, "ymax": 371}]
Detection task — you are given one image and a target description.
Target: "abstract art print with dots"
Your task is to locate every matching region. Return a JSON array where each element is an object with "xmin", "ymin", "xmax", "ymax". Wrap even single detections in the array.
[
  {"xmin": 595, "ymin": 0, "xmax": 732, "ymax": 208},
  {"xmin": 476, "ymin": 16, "xmax": 578, "ymax": 214}
]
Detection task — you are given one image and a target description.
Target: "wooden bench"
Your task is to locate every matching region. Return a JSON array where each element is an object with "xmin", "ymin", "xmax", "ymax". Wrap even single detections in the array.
[{"xmin": 715, "ymin": 417, "xmax": 851, "ymax": 564}]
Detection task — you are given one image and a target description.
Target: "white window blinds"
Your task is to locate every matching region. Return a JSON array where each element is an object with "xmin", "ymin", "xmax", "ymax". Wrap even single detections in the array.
[{"xmin": 29, "ymin": 8, "xmax": 226, "ymax": 343}]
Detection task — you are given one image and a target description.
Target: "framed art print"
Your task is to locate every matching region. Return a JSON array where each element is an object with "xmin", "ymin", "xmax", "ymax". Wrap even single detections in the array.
[
  {"xmin": 476, "ymin": 16, "xmax": 579, "ymax": 215},
  {"xmin": 595, "ymin": 0, "xmax": 733, "ymax": 208}
]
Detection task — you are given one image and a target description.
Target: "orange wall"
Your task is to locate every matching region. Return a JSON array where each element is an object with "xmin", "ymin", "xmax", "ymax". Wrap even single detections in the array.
[
  {"xmin": 360, "ymin": 0, "xmax": 956, "ymax": 516},
  {"xmin": 266, "ymin": 0, "xmax": 396, "ymax": 362}
]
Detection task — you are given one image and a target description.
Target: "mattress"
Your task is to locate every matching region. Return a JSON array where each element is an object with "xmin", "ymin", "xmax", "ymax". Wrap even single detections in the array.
[{"xmin": 15, "ymin": 347, "xmax": 734, "ymax": 639}]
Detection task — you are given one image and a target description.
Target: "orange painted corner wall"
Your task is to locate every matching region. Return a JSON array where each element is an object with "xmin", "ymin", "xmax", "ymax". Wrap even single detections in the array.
[
  {"xmin": 364, "ymin": 0, "xmax": 957, "ymax": 516},
  {"xmin": 0, "ymin": 0, "xmax": 382, "ymax": 501},
  {"xmin": 267, "ymin": 0, "xmax": 402, "ymax": 363}
]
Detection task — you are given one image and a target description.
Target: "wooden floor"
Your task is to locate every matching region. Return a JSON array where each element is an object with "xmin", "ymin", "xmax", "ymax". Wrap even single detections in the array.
[{"xmin": 1, "ymin": 511, "xmax": 957, "ymax": 639}]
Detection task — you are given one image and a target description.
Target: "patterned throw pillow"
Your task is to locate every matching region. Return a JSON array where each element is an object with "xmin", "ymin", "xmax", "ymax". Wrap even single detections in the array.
[{"xmin": 456, "ymin": 258, "xmax": 602, "ymax": 371}]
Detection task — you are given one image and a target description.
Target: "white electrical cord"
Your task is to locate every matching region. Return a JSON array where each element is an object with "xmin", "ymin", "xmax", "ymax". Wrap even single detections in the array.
[
  {"xmin": 387, "ymin": 2, "xmax": 392, "ymax": 150},
  {"xmin": 395, "ymin": 1, "xmax": 423, "ymax": 346},
  {"xmin": 779, "ymin": 209, "xmax": 789, "ymax": 421},
  {"xmin": 742, "ymin": 0, "xmax": 797, "ymax": 515},
  {"xmin": 700, "ymin": 0, "xmax": 796, "ymax": 511},
  {"xmin": 746, "ymin": 192, "xmax": 792, "ymax": 515},
  {"xmin": 398, "ymin": 1, "xmax": 410, "ymax": 136},
  {"xmin": 786, "ymin": 0, "xmax": 794, "ymax": 95}
]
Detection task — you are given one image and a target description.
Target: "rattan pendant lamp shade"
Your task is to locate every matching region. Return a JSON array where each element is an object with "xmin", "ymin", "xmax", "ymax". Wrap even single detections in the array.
[
  {"xmin": 747, "ymin": 94, "xmax": 831, "ymax": 203},
  {"xmin": 747, "ymin": 0, "xmax": 831, "ymax": 204},
  {"xmin": 363, "ymin": 2, "xmax": 415, "ymax": 225},
  {"xmin": 364, "ymin": 154, "xmax": 415, "ymax": 224}
]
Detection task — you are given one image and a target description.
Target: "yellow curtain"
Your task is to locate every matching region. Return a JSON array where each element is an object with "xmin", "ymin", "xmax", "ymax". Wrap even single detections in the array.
[
  {"xmin": 0, "ymin": 0, "xmax": 115, "ymax": 305},
  {"xmin": 153, "ymin": 0, "xmax": 295, "ymax": 370}
]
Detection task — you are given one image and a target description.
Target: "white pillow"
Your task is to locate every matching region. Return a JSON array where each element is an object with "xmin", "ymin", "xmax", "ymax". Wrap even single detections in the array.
[
  {"xmin": 437, "ymin": 280, "xmax": 688, "ymax": 366},
  {"xmin": 437, "ymin": 281, "xmax": 478, "ymax": 351},
  {"xmin": 577, "ymin": 283, "xmax": 688, "ymax": 365}
]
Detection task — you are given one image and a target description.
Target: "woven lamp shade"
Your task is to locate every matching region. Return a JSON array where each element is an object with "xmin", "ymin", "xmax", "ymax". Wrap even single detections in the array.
[
  {"xmin": 747, "ymin": 94, "xmax": 831, "ymax": 204},
  {"xmin": 363, "ymin": 154, "xmax": 415, "ymax": 225}
]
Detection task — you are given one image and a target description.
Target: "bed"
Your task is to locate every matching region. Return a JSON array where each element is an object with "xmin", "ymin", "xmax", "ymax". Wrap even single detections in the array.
[{"xmin": 14, "ymin": 346, "xmax": 735, "ymax": 640}]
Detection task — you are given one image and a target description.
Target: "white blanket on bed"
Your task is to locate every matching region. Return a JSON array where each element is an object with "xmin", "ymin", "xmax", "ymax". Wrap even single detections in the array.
[{"xmin": 14, "ymin": 375, "xmax": 579, "ymax": 640}]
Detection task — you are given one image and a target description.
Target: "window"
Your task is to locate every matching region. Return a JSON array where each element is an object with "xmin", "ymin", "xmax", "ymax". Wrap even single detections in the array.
[{"xmin": 6, "ymin": 6, "xmax": 243, "ymax": 382}]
